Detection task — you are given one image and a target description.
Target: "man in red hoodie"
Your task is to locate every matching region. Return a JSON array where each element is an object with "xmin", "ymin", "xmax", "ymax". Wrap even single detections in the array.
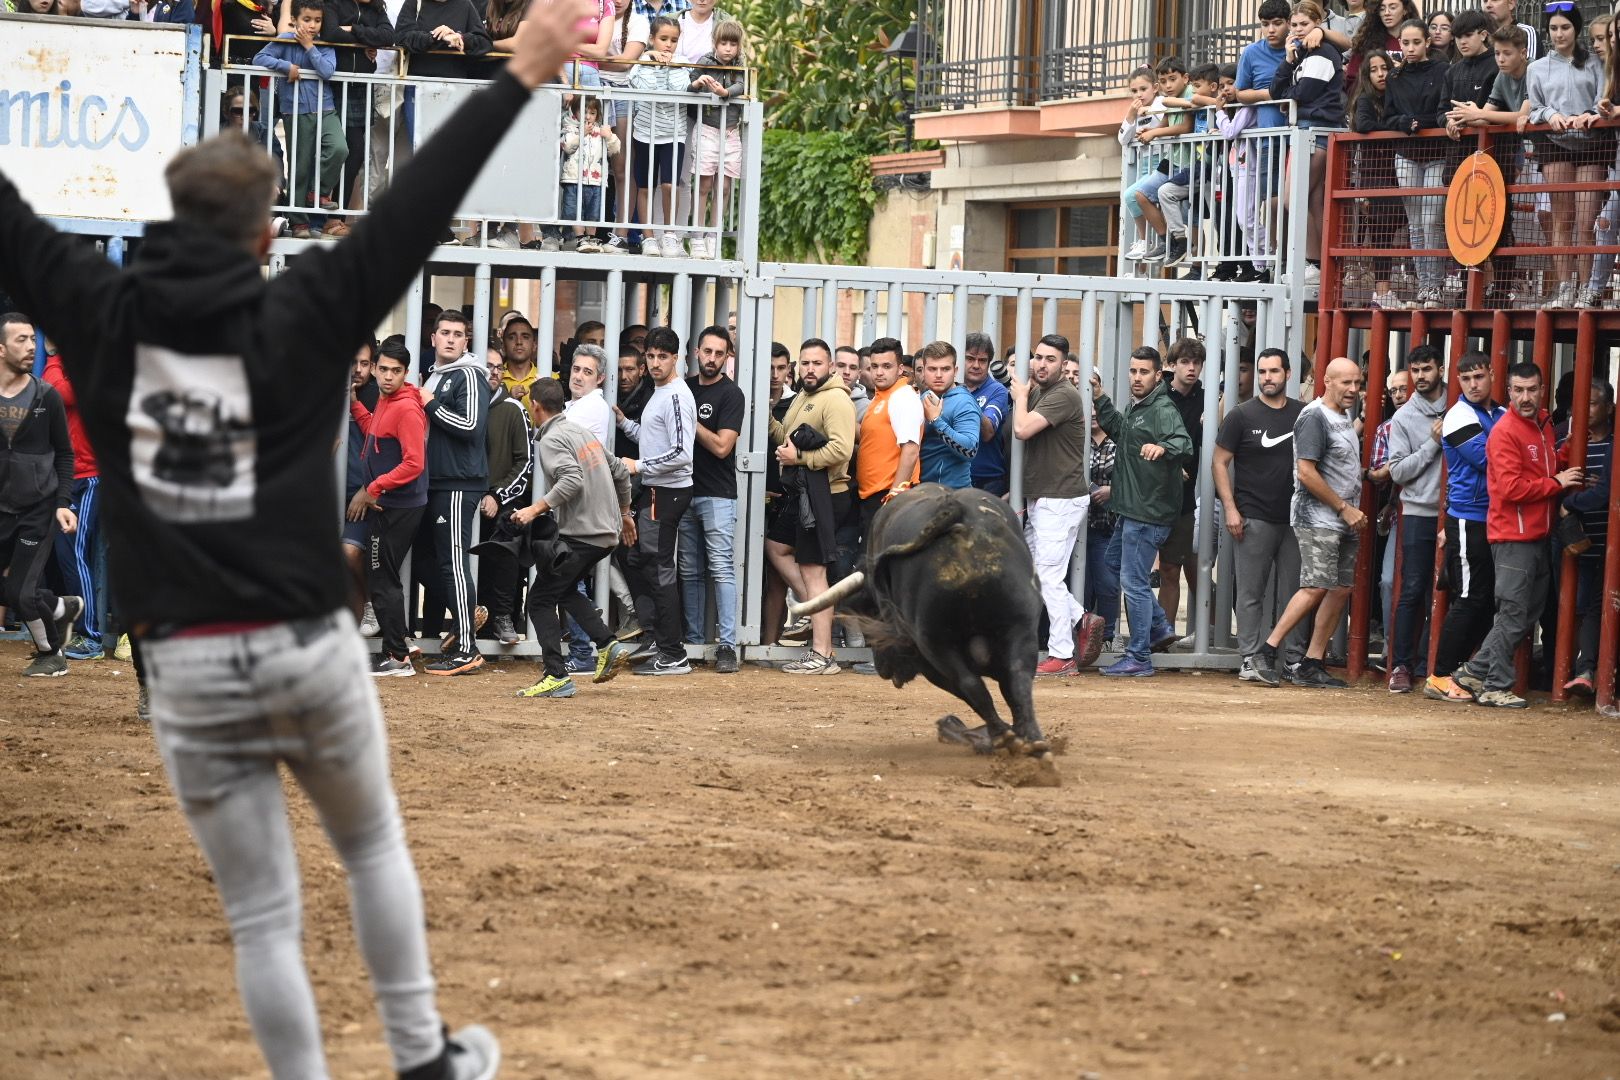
[
  {"xmin": 1452, "ymin": 362, "xmax": 1586, "ymax": 709},
  {"xmin": 349, "ymin": 339, "xmax": 429, "ymax": 676}
]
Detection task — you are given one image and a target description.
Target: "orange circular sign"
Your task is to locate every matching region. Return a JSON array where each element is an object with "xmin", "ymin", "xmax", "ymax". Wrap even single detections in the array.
[{"xmin": 1445, "ymin": 151, "xmax": 1507, "ymax": 267}]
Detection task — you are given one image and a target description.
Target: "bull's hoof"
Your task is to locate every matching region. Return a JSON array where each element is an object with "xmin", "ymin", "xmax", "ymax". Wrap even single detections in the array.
[{"xmin": 937, "ymin": 715, "xmax": 994, "ymax": 755}]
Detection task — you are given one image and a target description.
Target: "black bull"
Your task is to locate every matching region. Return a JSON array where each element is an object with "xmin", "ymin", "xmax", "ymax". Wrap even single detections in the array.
[{"xmin": 790, "ymin": 484, "xmax": 1051, "ymax": 759}]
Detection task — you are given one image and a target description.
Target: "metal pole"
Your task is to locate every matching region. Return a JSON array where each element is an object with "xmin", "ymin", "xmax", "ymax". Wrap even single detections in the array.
[
  {"xmin": 820, "ymin": 279, "xmax": 839, "ymax": 349},
  {"xmin": 1191, "ymin": 294, "xmax": 1220, "ymax": 655},
  {"xmin": 1212, "ymin": 298, "xmax": 1239, "ymax": 649},
  {"xmin": 802, "ymin": 285, "xmax": 819, "ymax": 347},
  {"xmin": 888, "ymin": 282, "xmax": 905, "ymax": 342},
  {"xmin": 863, "ymin": 288, "xmax": 880, "ymax": 347},
  {"xmin": 1008, "ymin": 287, "xmax": 1034, "ymax": 512},
  {"xmin": 536, "ymin": 265, "xmax": 557, "ymax": 380},
  {"xmin": 923, "ymin": 290, "xmax": 939, "ymax": 345},
  {"xmin": 951, "ymin": 284, "xmax": 969, "ymax": 384},
  {"xmin": 472, "ymin": 263, "xmax": 492, "ymax": 362},
  {"xmin": 1349, "ymin": 306, "xmax": 1390, "ymax": 683},
  {"xmin": 1552, "ymin": 312, "xmax": 1595, "ymax": 701},
  {"xmin": 1597, "ymin": 448, "xmax": 1620, "ymax": 717},
  {"xmin": 672, "ymin": 273, "xmax": 694, "ymax": 353}
]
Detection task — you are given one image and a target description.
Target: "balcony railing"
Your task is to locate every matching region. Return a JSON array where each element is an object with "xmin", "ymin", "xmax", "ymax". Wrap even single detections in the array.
[
  {"xmin": 915, "ymin": 0, "xmax": 1254, "ymax": 111},
  {"xmin": 211, "ymin": 39, "xmax": 759, "ymax": 260},
  {"xmin": 1115, "ymin": 102, "xmax": 1324, "ymax": 292},
  {"xmin": 1322, "ymin": 121, "xmax": 1620, "ymax": 311}
]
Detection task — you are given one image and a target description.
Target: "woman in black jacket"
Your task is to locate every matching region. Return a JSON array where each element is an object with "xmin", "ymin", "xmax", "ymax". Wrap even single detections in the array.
[
  {"xmin": 1350, "ymin": 50, "xmax": 1406, "ymax": 307},
  {"xmin": 1381, "ymin": 18, "xmax": 1451, "ymax": 308}
]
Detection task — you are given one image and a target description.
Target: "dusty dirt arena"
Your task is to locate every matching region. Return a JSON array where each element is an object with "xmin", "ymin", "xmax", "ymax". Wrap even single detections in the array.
[{"xmin": 4, "ymin": 642, "xmax": 1620, "ymax": 1080}]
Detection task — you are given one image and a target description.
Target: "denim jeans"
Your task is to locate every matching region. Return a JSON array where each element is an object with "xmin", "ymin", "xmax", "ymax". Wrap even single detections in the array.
[
  {"xmin": 561, "ymin": 182, "xmax": 604, "ymax": 226},
  {"xmin": 1392, "ymin": 513, "xmax": 1437, "ymax": 672},
  {"xmin": 677, "ymin": 495, "xmax": 738, "ymax": 647},
  {"xmin": 1395, "ymin": 154, "xmax": 1447, "ymax": 288},
  {"xmin": 1109, "ymin": 516, "xmax": 1174, "ymax": 663},
  {"xmin": 1083, "ymin": 526, "xmax": 1121, "ymax": 639}
]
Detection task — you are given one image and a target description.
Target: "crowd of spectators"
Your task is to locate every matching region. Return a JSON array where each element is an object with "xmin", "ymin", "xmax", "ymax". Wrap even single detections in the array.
[
  {"xmin": 6, "ymin": 0, "xmax": 748, "ymax": 256},
  {"xmin": 6, "ymin": 293, "xmax": 1612, "ymax": 711},
  {"xmin": 1121, "ymin": 0, "xmax": 1620, "ymax": 310}
]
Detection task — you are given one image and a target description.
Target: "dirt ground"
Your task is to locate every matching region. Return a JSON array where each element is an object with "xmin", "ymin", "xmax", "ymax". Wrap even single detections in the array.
[{"xmin": 4, "ymin": 642, "xmax": 1620, "ymax": 1080}]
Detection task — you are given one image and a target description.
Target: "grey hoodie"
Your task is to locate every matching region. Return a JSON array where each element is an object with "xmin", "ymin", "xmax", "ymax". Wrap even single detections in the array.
[
  {"xmin": 1386, "ymin": 389, "xmax": 1447, "ymax": 517},
  {"xmin": 536, "ymin": 414, "xmax": 632, "ymax": 549}
]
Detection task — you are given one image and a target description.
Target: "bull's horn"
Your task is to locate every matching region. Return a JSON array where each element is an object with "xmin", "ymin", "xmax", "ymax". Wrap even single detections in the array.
[{"xmin": 786, "ymin": 571, "xmax": 865, "ymax": 623}]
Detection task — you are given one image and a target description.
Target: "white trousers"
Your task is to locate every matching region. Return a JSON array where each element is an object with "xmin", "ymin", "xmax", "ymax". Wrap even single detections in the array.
[{"xmin": 1025, "ymin": 495, "xmax": 1089, "ymax": 659}]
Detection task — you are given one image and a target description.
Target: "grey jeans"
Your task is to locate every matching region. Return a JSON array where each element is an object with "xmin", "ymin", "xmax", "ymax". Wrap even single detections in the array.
[
  {"xmin": 146, "ymin": 611, "xmax": 444, "ymax": 1079},
  {"xmin": 1233, "ymin": 517, "xmax": 1308, "ymax": 663},
  {"xmin": 1464, "ymin": 540, "xmax": 1551, "ymax": 692}
]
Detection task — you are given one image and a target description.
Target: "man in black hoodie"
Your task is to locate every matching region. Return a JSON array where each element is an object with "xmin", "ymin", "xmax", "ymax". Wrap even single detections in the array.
[
  {"xmin": 0, "ymin": 313, "xmax": 80, "ymax": 678},
  {"xmin": 0, "ymin": 7, "xmax": 591, "ymax": 1079}
]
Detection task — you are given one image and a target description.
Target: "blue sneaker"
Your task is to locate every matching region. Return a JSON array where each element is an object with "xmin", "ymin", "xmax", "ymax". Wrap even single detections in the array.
[
  {"xmin": 64, "ymin": 636, "xmax": 103, "ymax": 661},
  {"xmin": 567, "ymin": 654, "xmax": 597, "ymax": 674},
  {"xmin": 1100, "ymin": 656, "xmax": 1156, "ymax": 678}
]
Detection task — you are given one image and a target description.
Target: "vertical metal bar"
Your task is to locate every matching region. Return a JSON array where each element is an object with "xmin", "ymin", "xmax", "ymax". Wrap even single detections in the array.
[
  {"xmin": 472, "ymin": 263, "xmax": 492, "ymax": 363},
  {"xmin": 602, "ymin": 271, "xmax": 625, "ymax": 411},
  {"xmin": 1349, "ymin": 307, "xmax": 1391, "ymax": 683},
  {"xmin": 741, "ymin": 286, "xmax": 776, "ymax": 648},
  {"xmin": 1191, "ymin": 294, "xmax": 1220, "ymax": 656},
  {"xmin": 1597, "ymin": 448, "xmax": 1620, "ymax": 716},
  {"xmin": 672, "ymin": 273, "xmax": 694, "ymax": 352},
  {"xmin": 404, "ymin": 273, "xmax": 424, "ymax": 384},
  {"xmin": 888, "ymin": 282, "xmax": 905, "ymax": 342},
  {"xmin": 951, "ymin": 284, "xmax": 970, "ymax": 384},
  {"xmin": 983, "ymin": 293, "xmax": 1000, "ymax": 357},
  {"xmin": 820, "ymin": 281, "xmax": 839, "ymax": 349},
  {"xmin": 802, "ymin": 285, "xmax": 819, "ymax": 347},
  {"xmin": 1212, "ymin": 298, "xmax": 1239, "ymax": 648},
  {"xmin": 1552, "ymin": 312, "xmax": 1595, "ymax": 701},
  {"xmin": 536, "ymin": 265, "xmax": 558, "ymax": 380},
  {"xmin": 862, "ymin": 288, "xmax": 880, "ymax": 347},
  {"xmin": 1008, "ymin": 287, "xmax": 1034, "ymax": 512},
  {"xmin": 1042, "ymin": 296, "xmax": 1058, "ymax": 336},
  {"xmin": 923, "ymin": 290, "xmax": 939, "ymax": 345}
]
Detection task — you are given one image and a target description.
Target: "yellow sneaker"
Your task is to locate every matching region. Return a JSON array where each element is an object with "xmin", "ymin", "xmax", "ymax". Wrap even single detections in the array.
[
  {"xmin": 515, "ymin": 674, "xmax": 577, "ymax": 699},
  {"xmin": 112, "ymin": 634, "xmax": 134, "ymax": 662}
]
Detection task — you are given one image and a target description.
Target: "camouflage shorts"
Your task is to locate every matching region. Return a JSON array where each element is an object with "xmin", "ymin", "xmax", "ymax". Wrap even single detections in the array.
[{"xmin": 1296, "ymin": 526, "xmax": 1359, "ymax": 589}]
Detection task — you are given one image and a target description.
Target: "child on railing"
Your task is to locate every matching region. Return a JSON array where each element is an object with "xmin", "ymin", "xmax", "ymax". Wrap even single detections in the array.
[
  {"xmin": 1380, "ymin": 17, "xmax": 1449, "ymax": 308},
  {"xmin": 687, "ymin": 17, "xmax": 745, "ymax": 260},
  {"xmin": 1158, "ymin": 62, "xmax": 1224, "ymax": 269},
  {"xmin": 1119, "ymin": 67, "xmax": 1164, "ymax": 263},
  {"xmin": 1121, "ymin": 58, "xmax": 1194, "ymax": 264},
  {"xmin": 254, "ymin": 0, "xmax": 350, "ymax": 240},
  {"xmin": 1208, "ymin": 62, "xmax": 1261, "ymax": 282},
  {"xmin": 628, "ymin": 15, "xmax": 691, "ymax": 257},
  {"xmin": 1587, "ymin": 14, "xmax": 1617, "ymax": 304},
  {"xmin": 1528, "ymin": 2, "xmax": 1607, "ymax": 308},
  {"xmin": 553, "ymin": 97, "xmax": 620, "ymax": 253}
]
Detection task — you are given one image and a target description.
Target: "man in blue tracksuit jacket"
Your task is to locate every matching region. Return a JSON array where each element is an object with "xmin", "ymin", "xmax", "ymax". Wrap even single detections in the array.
[
  {"xmin": 418, "ymin": 310, "xmax": 489, "ymax": 675},
  {"xmin": 1427, "ymin": 352, "xmax": 1503, "ymax": 695},
  {"xmin": 916, "ymin": 341, "xmax": 980, "ymax": 488}
]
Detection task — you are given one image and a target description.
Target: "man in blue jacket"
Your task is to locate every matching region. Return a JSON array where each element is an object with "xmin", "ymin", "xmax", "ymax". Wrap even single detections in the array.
[
  {"xmin": 964, "ymin": 333, "xmax": 1010, "ymax": 496},
  {"xmin": 916, "ymin": 341, "xmax": 979, "ymax": 489},
  {"xmin": 1425, "ymin": 352, "xmax": 1504, "ymax": 701}
]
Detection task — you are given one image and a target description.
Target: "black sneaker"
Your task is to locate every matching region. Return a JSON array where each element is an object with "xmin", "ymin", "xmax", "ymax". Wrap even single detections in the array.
[
  {"xmin": 1165, "ymin": 237, "xmax": 1188, "ymax": 266},
  {"xmin": 52, "ymin": 595, "xmax": 84, "ymax": 654},
  {"xmin": 714, "ymin": 644, "xmax": 739, "ymax": 674},
  {"xmin": 1288, "ymin": 658, "xmax": 1348, "ymax": 689},
  {"xmin": 424, "ymin": 652, "xmax": 484, "ymax": 676},
  {"xmin": 1251, "ymin": 646, "xmax": 1282, "ymax": 688},
  {"xmin": 491, "ymin": 614, "xmax": 520, "ymax": 645},
  {"xmin": 633, "ymin": 655, "xmax": 692, "ymax": 676}
]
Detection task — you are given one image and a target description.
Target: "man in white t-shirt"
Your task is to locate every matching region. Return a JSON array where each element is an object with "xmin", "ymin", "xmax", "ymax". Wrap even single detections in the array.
[{"xmin": 563, "ymin": 343, "xmax": 613, "ymax": 447}]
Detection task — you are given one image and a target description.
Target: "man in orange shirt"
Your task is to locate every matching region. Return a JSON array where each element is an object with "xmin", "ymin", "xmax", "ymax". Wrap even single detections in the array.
[{"xmin": 854, "ymin": 337, "xmax": 923, "ymax": 547}]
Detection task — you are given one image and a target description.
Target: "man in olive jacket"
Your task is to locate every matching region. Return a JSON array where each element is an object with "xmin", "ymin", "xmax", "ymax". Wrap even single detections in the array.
[{"xmin": 1090, "ymin": 345, "xmax": 1194, "ymax": 676}]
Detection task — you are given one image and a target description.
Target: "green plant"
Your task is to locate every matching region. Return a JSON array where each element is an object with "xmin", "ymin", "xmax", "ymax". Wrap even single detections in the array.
[
  {"xmin": 758, "ymin": 129, "xmax": 879, "ymax": 263},
  {"xmin": 735, "ymin": 0, "xmax": 916, "ymax": 262}
]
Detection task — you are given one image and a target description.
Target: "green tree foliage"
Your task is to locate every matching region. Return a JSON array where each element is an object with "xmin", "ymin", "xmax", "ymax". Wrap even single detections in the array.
[{"xmin": 735, "ymin": 0, "xmax": 915, "ymax": 261}]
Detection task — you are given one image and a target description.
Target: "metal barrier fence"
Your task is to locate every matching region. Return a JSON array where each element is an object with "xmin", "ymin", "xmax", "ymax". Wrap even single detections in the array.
[
  {"xmin": 210, "ymin": 40, "xmax": 758, "ymax": 260},
  {"xmin": 1322, "ymin": 122, "xmax": 1620, "ymax": 312}
]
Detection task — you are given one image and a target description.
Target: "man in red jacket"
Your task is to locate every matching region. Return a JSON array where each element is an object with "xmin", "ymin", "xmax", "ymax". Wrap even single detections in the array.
[
  {"xmin": 349, "ymin": 340, "xmax": 429, "ymax": 676},
  {"xmin": 1452, "ymin": 362, "xmax": 1586, "ymax": 709}
]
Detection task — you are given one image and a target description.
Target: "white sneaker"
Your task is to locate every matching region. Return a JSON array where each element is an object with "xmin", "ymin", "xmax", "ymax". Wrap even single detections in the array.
[
  {"xmin": 358, "ymin": 603, "xmax": 379, "ymax": 637},
  {"xmin": 577, "ymin": 237, "xmax": 602, "ymax": 254},
  {"xmin": 1125, "ymin": 238, "xmax": 1149, "ymax": 260},
  {"xmin": 1370, "ymin": 288, "xmax": 1406, "ymax": 310},
  {"xmin": 659, "ymin": 233, "xmax": 684, "ymax": 258},
  {"xmin": 1238, "ymin": 655, "xmax": 1264, "ymax": 682},
  {"xmin": 1303, "ymin": 262, "xmax": 1321, "ymax": 286},
  {"xmin": 783, "ymin": 650, "xmax": 842, "ymax": 675},
  {"xmin": 1575, "ymin": 286, "xmax": 1597, "ymax": 309},
  {"xmin": 486, "ymin": 226, "xmax": 519, "ymax": 251},
  {"xmin": 1552, "ymin": 281, "xmax": 1578, "ymax": 308},
  {"xmin": 640, "ymin": 237, "xmax": 661, "ymax": 257},
  {"xmin": 444, "ymin": 1024, "xmax": 501, "ymax": 1080}
]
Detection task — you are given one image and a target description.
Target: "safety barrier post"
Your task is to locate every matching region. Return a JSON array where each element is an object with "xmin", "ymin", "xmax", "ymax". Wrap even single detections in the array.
[
  {"xmin": 1350, "ymin": 308, "xmax": 1390, "ymax": 682},
  {"xmin": 1598, "ymin": 467, "xmax": 1620, "ymax": 718},
  {"xmin": 1313, "ymin": 310, "xmax": 1335, "ymax": 396},
  {"xmin": 1551, "ymin": 313, "xmax": 1595, "ymax": 701}
]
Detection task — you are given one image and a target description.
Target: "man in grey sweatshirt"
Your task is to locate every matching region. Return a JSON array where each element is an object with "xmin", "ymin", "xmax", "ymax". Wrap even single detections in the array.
[
  {"xmin": 614, "ymin": 325, "xmax": 696, "ymax": 675},
  {"xmin": 512, "ymin": 378, "xmax": 636, "ymax": 699},
  {"xmin": 1383, "ymin": 344, "xmax": 1447, "ymax": 692}
]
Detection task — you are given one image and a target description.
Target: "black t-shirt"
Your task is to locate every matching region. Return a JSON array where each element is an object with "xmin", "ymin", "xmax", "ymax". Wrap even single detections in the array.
[
  {"xmin": 687, "ymin": 374, "xmax": 746, "ymax": 499},
  {"xmin": 1164, "ymin": 376, "xmax": 1203, "ymax": 512},
  {"xmin": 1215, "ymin": 395, "xmax": 1305, "ymax": 524}
]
